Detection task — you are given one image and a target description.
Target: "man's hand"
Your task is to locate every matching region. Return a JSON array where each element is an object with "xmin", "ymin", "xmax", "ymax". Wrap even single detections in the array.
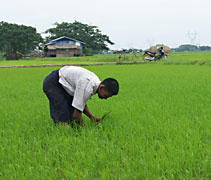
[
  {"xmin": 91, "ymin": 116, "xmax": 102, "ymax": 123},
  {"xmin": 76, "ymin": 118, "xmax": 84, "ymax": 125},
  {"xmin": 95, "ymin": 117, "xmax": 102, "ymax": 123},
  {"xmin": 83, "ymin": 105, "xmax": 102, "ymax": 123},
  {"xmin": 73, "ymin": 109, "xmax": 85, "ymax": 126}
]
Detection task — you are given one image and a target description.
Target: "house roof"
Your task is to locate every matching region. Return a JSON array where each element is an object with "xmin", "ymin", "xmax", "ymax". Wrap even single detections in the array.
[
  {"xmin": 48, "ymin": 44, "xmax": 81, "ymax": 50},
  {"xmin": 50, "ymin": 36, "xmax": 86, "ymax": 45}
]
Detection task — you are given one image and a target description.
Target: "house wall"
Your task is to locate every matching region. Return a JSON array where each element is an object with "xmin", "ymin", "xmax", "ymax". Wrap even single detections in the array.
[
  {"xmin": 48, "ymin": 49, "xmax": 56, "ymax": 56},
  {"xmin": 72, "ymin": 49, "xmax": 81, "ymax": 56},
  {"xmin": 56, "ymin": 49, "xmax": 81, "ymax": 57},
  {"xmin": 56, "ymin": 49, "xmax": 73, "ymax": 57}
]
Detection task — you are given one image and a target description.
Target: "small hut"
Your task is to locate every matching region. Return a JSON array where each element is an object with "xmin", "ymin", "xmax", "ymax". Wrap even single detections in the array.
[
  {"xmin": 150, "ymin": 44, "xmax": 171, "ymax": 54},
  {"xmin": 4, "ymin": 52, "xmax": 24, "ymax": 60},
  {"xmin": 46, "ymin": 36, "xmax": 86, "ymax": 57}
]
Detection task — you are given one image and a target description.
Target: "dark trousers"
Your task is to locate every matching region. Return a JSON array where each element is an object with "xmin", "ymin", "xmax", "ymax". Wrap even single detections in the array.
[{"xmin": 43, "ymin": 70, "xmax": 74, "ymax": 123}]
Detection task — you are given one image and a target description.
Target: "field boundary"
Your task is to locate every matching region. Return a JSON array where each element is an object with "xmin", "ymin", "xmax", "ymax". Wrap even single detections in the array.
[{"xmin": 0, "ymin": 61, "xmax": 143, "ymax": 68}]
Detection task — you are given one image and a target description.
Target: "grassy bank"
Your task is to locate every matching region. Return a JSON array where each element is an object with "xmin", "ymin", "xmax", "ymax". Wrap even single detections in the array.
[{"xmin": 0, "ymin": 52, "xmax": 211, "ymax": 67}]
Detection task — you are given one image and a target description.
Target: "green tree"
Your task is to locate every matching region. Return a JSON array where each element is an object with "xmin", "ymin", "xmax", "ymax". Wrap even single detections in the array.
[
  {"xmin": 45, "ymin": 21, "xmax": 114, "ymax": 54},
  {"xmin": 0, "ymin": 21, "xmax": 43, "ymax": 60},
  {"xmin": 172, "ymin": 44, "xmax": 199, "ymax": 52},
  {"xmin": 199, "ymin": 46, "xmax": 211, "ymax": 51}
]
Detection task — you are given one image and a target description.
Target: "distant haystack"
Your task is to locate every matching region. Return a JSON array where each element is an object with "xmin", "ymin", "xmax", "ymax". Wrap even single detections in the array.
[{"xmin": 150, "ymin": 45, "xmax": 171, "ymax": 54}]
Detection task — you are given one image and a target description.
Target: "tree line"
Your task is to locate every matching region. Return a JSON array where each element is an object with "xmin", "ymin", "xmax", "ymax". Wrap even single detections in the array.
[
  {"xmin": 1, "ymin": 21, "xmax": 211, "ymax": 60},
  {"xmin": 172, "ymin": 44, "xmax": 211, "ymax": 52},
  {"xmin": 0, "ymin": 21, "xmax": 114, "ymax": 60}
]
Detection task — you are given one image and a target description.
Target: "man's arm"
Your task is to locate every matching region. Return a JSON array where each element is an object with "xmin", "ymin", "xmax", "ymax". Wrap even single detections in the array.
[
  {"xmin": 83, "ymin": 104, "xmax": 101, "ymax": 122},
  {"xmin": 83, "ymin": 104, "xmax": 94, "ymax": 119},
  {"xmin": 73, "ymin": 108, "xmax": 84, "ymax": 125}
]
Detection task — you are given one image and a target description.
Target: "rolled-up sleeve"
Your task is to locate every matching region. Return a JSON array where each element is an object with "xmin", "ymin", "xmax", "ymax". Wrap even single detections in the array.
[{"xmin": 72, "ymin": 79, "xmax": 92, "ymax": 112}]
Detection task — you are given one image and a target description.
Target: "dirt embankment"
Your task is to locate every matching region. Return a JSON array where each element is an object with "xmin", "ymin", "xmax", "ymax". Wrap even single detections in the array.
[{"xmin": 0, "ymin": 61, "xmax": 143, "ymax": 68}]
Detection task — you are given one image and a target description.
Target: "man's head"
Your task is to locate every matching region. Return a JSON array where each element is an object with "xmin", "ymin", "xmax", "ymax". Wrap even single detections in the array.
[{"xmin": 97, "ymin": 78, "xmax": 119, "ymax": 99}]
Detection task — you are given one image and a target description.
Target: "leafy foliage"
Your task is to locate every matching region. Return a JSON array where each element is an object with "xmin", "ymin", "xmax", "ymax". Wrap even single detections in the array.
[
  {"xmin": 172, "ymin": 44, "xmax": 211, "ymax": 52},
  {"xmin": 45, "ymin": 21, "xmax": 114, "ymax": 54},
  {"xmin": 0, "ymin": 21, "xmax": 43, "ymax": 59}
]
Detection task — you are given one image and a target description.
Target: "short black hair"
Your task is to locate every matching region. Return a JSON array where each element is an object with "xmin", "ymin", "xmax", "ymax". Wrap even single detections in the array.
[{"xmin": 101, "ymin": 78, "xmax": 119, "ymax": 95}]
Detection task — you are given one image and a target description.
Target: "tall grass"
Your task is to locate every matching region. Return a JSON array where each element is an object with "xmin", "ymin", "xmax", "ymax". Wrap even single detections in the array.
[
  {"xmin": 0, "ymin": 64, "xmax": 211, "ymax": 179},
  {"xmin": 162, "ymin": 52, "xmax": 211, "ymax": 65}
]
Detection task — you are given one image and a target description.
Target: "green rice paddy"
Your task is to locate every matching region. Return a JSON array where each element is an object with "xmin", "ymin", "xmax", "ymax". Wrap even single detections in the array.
[{"xmin": 0, "ymin": 55, "xmax": 211, "ymax": 179}]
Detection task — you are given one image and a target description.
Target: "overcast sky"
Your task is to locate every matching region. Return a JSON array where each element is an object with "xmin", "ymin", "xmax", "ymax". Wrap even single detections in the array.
[{"xmin": 1, "ymin": 0, "xmax": 210, "ymax": 49}]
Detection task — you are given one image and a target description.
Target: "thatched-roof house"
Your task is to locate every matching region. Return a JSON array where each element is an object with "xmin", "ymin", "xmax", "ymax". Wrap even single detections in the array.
[
  {"xmin": 46, "ymin": 36, "xmax": 86, "ymax": 57},
  {"xmin": 150, "ymin": 45, "xmax": 171, "ymax": 54}
]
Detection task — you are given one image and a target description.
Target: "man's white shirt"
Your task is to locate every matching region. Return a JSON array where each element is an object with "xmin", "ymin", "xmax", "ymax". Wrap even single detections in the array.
[{"xmin": 58, "ymin": 66, "xmax": 101, "ymax": 111}]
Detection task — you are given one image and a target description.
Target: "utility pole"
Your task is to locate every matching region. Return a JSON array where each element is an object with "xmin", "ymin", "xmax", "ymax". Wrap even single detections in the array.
[{"xmin": 187, "ymin": 31, "xmax": 198, "ymax": 45}]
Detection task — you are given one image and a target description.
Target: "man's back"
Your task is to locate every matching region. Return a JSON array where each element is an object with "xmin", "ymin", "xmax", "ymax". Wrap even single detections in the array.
[
  {"xmin": 58, "ymin": 66, "xmax": 101, "ymax": 111},
  {"xmin": 59, "ymin": 66, "xmax": 98, "ymax": 83}
]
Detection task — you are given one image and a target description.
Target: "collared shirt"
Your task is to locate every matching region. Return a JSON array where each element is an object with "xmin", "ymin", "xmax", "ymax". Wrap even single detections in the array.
[{"xmin": 58, "ymin": 66, "xmax": 101, "ymax": 111}]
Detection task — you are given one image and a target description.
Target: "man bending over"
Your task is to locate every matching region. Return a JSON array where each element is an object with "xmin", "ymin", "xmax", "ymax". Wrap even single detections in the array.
[{"xmin": 43, "ymin": 66, "xmax": 119, "ymax": 126}]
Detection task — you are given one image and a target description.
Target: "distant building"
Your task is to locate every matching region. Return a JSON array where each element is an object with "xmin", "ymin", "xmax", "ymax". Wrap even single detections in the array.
[{"xmin": 46, "ymin": 36, "xmax": 86, "ymax": 57}]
